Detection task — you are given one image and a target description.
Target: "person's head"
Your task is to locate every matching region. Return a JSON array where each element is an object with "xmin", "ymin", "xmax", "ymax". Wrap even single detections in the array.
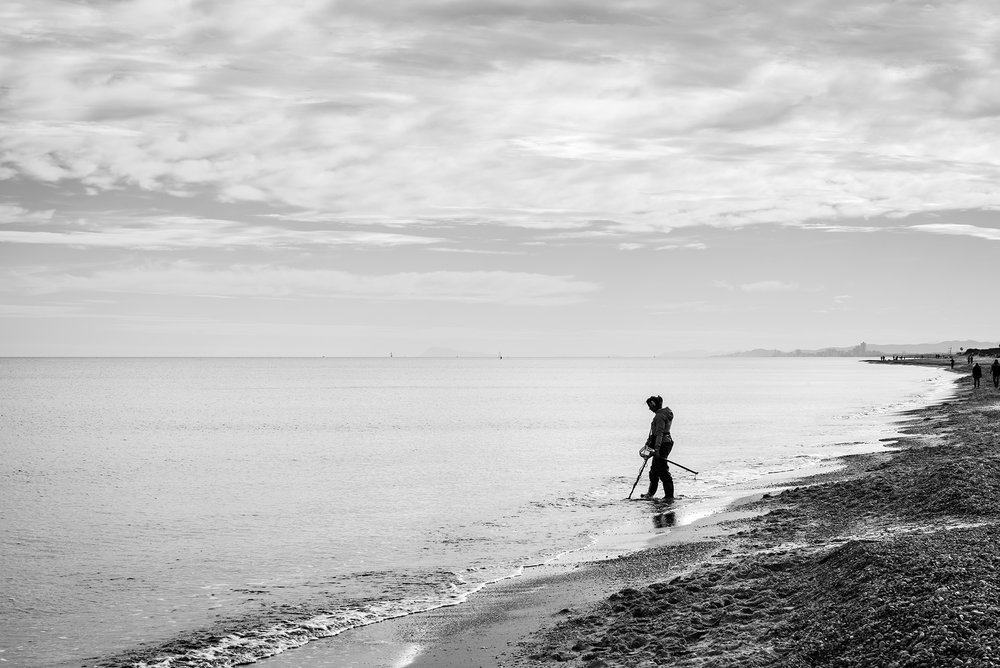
[{"xmin": 645, "ymin": 395, "xmax": 663, "ymax": 412}]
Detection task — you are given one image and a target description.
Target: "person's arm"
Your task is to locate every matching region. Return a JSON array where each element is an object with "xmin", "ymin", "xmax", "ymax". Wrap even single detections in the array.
[{"xmin": 652, "ymin": 415, "xmax": 668, "ymax": 456}]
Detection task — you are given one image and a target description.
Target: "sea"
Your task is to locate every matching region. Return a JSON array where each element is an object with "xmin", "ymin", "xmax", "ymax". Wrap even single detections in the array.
[{"xmin": 0, "ymin": 357, "xmax": 954, "ymax": 668}]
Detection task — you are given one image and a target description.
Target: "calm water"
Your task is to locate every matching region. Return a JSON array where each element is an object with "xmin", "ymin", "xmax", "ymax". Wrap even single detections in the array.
[{"xmin": 0, "ymin": 357, "xmax": 952, "ymax": 667}]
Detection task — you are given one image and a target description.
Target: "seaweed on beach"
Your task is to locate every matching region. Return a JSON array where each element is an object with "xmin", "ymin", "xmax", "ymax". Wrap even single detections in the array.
[
  {"xmin": 771, "ymin": 526, "xmax": 1000, "ymax": 668},
  {"xmin": 776, "ymin": 448, "xmax": 1000, "ymax": 523},
  {"xmin": 517, "ymin": 527, "xmax": 1000, "ymax": 668}
]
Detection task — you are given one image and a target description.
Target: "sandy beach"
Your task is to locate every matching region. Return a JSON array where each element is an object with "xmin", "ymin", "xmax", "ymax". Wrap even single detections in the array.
[{"xmin": 394, "ymin": 358, "xmax": 1000, "ymax": 667}]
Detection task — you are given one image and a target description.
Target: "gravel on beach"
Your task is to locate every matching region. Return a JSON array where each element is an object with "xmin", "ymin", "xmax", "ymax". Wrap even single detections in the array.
[{"xmin": 514, "ymin": 361, "xmax": 1000, "ymax": 667}]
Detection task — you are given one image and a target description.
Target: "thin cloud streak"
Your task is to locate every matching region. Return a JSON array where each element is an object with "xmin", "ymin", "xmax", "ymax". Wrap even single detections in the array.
[
  {"xmin": 11, "ymin": 263, "xmax": 599, "ymax": 305},
  {"xmin": 0, "ymin": 214, "xmax": 441, "ymax": 249},
  {"xmin": 910, "ymin": 223, "xmax": 1000, "ymax": 242},
  {"xmin": 715, "ymin": 280, "xmax": 814, "ymax": 293},
  {"xmin": 740, "ymin": 281, "xmax": 809, "ymax": 293}
]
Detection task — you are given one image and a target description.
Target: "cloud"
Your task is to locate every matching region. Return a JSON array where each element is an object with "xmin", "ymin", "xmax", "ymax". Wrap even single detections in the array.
[
  {"xmin": 618, "ymin": 240, "xmax": 706, "ymax": 251},
  {"xmin": 0, "ymin": 213, "xmax": 441, "ymax": 249},
  {"xmin": 739, "ymin": 280, "xmax": 807, "ymax": 293},
  {"xmin": 2, "ymin": 0, "xmax": 1000, "ymax": 233},
  {"xmin": 0, "ymin": 303, "xmax": 83, "ymax": 318},
  {"xmin": 0, "ymin": 204, "xmax": 55, "ymax": 224},
  {"xmin": 654, "ymin": 242, "xmax": 707, "ymax": 251},
  {"xmin": 714, "ymin": 280, "xmax": 736, "ymax": 292},
  {"xmin": 11, "ymin": 262, "xmax": 599, "ymax": 305},
  {"xmin": 428, "ymin": 247, "xmax": 520, "ymax": 255},
  {"xmin": 715, "ymin": 280, "xmax": 812, "ymax": 293},
  {"xmin": 813, "ymin": 294, "xmax": 854, "ymax": 313},
  {"xmin": 795, "ymin": 223, "xmax": 890, "ymax": 234},
  {"xmin": 651, "ymin": 301, "xmax": 729, "ymax": 315},
  {"xmin": 910, "ymin": 223, "xmax": 1000, "ymax": 242},
  {"xmin": 508, "ymin": 135, "xmax": 682, "ymax": 162}
]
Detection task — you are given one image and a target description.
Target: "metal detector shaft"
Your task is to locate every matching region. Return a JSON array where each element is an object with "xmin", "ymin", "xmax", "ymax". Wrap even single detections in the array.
[
  {"xmin": 666, "ymin": 459, "xmax": 698, "ymax": 475},
  {"xmin": 627, "ymin": 458, "xmax": 650, "ymax": 499}
]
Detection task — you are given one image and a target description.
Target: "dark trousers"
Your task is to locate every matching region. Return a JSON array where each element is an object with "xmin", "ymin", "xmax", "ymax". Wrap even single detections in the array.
[
  {"xmin": 993, "ymin": 374, "xmax": 999, "ymax": 388},
  {"xmin": 647, "ymin": 457, "xmax": 674, "ymax": 498},
  {"xmin": 974, "ymin": 376, "xmax": 981, "ymax": 388}
]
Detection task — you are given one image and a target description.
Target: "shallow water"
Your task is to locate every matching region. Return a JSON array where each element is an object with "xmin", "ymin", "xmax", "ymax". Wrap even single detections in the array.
[{"xmin": 0, "ymin": 357, "xmax": 953, "ymax": 667}]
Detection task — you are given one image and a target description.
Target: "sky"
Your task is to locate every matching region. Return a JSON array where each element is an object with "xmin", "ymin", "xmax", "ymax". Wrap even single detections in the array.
[{"xmin": 1, "ymin": 0, "xmax": 999, "ymax": 357}]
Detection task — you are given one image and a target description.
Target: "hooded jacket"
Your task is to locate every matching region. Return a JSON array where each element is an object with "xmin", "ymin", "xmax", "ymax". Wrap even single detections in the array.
[{"xmin": 645, "ymin": 407, "xmax": 674, "ymax": 458}]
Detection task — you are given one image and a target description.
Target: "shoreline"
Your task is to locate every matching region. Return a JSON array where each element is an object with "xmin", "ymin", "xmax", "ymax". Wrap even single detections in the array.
[
  {"xmin": 353, "ymin": 357, "xmax": 997, "ymax": 668},
  {"xmin": 259, "ymin": 359, "xmax": 970, "ymax": 668},
  {"xmin": 255, "ymin": 471, "xmax": 824, "ymax": 668}
]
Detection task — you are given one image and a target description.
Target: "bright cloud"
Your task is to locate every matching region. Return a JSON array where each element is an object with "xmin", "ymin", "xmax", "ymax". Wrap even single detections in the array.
[
  {"xmin": 740, "ymin": 281, "xmax": 808, "ymax": 293},
  {"xmin": 910, "ymin": 223, "xmax": 1000, "ymax": 242},
  {"xmin": 2, "ymin": 0, "xmax": 1000, "ymax": 231}
]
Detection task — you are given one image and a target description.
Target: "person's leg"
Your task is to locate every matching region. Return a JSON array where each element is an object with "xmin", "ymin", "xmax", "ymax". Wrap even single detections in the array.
[
  {"xmin": 661, "ymin": 468, "xmax": 674, "ymax": 500},
  {"xmin": 645, "ymin": 458, "xmax": 661, "ymax": 497}
]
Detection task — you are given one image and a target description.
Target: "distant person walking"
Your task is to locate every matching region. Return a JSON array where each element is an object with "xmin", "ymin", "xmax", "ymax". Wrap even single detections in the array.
[
  {"xmin": 992, "ymin": 359, "xmax": 1000, "ymax": 389},
  {"xmin": 972, "ymin": 363, "xmax": 982, "ymax": 388},
  {"xmin": 950, "ymin": 357, "xmax": 955, "ymax": 369},
  {"xmin": 640, "ymin": 395, "xmax": 674, "ymax": 500}
]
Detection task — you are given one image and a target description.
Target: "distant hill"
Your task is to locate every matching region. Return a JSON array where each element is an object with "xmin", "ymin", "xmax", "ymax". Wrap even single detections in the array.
[
  {"xmin": 869, "ymin": 341, "xmax": 997, "ymax": 355},
  {"xmin": 724, "ymin": 348, "xmax": 862, "ymax": 358},
  {"xmin": 723, "ymin": 340, "xmax": 998, "ymax": 358},
  {"xmin": 723, "ymin": 342, "xmax": 871, "ymax": 357}
]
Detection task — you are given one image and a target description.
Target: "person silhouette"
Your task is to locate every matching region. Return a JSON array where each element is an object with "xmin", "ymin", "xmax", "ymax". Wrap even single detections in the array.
[
  {"xmin": 972, "ymin": 363, "xmax": 982, "ymax": 388},
  {"xmin": 640, "ymin": 395, "xmax": 674, "ymax": 500},
  {"xmin": 991, "ymin": 359, "xmax": 1000, "ymax": 389}
]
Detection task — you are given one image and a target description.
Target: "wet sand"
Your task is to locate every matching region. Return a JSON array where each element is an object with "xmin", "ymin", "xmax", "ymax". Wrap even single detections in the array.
[
  {"xmin": 398, "ymin": 507, "xmax": 758, "ymax": 668},
  {"xmin": 386, "ymin": 358, "xmax": 999, "ymax": 668},
  {"xmin": 256, "ymin": 496, "xmax": 767, "ymax": 668}
]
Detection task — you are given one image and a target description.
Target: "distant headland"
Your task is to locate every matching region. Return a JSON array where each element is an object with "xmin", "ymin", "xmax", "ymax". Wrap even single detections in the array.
[{"xmin": 721, "ymin": 340, "xmax": 1000, "ymax": 358}]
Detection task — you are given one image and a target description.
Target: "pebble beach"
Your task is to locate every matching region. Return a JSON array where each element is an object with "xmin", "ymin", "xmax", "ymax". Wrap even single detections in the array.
[{"xmin": 509, "ymin": 358, "xmax": 1000, "ymax": 668}]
